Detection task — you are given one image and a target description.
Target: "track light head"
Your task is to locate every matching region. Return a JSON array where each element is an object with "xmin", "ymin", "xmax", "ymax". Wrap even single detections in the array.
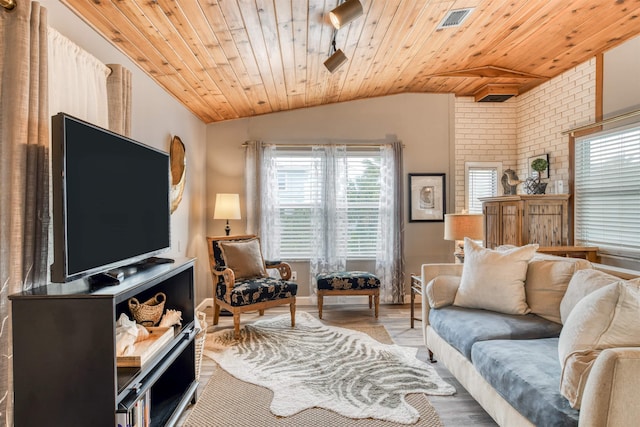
[
  {"xmin": 329, "ymin": 0, "xmax": 363, "ymax": 29},
  {"xmin": 324, "ymin": 49, "xmax": 348, "ymax": 73}
]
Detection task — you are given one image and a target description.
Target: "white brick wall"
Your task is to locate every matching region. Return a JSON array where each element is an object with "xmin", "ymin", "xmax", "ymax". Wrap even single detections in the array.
[
  {"xmin": 454, "ymin": 98, "xmax": 517, "ymax": 211},
  {"xmin": 454, "ymin": 59, "xmax": 596, "ymax": 210}
]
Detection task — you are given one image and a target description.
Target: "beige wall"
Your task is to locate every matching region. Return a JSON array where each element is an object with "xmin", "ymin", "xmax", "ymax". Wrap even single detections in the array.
[
  {"xmin": 45, "ymin": 1, "xmax": 210, "ymax": 301},
  {"xmin": 603, "ymin": 35, "xmax": 640, "ymax": 118},
  {"xmin": 206, "ymin": 93, "xmax": 456, "ymax": 298}
]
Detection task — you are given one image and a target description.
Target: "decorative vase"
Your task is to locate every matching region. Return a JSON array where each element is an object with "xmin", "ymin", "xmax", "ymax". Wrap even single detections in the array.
[{"xmin": 524, "ymin": 178, "xmax": 547, "ymax": 194}]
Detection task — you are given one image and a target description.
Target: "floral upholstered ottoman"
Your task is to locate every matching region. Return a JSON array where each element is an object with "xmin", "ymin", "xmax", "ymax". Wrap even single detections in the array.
[{"xmin": 315, "ymin": 271, "xmax": 380, "ymax": 319}]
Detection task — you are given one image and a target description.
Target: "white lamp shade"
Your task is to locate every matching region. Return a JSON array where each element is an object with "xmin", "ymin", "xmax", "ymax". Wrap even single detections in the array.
[
  {"xmin": 329, "ymin": 0, "xmax": 364, "ymax": 29},
  {"xmin": 444, "ymin": 213, "xmax": 484, "ymax": 241},
  {"xmin": 213, "ymin": 193, "xmax": 241, "ymax": 220}
]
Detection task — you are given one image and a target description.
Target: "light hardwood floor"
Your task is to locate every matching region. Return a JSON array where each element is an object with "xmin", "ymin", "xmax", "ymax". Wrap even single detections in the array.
[{"xmin": 177, "ymin": 303, "xmax": 497, "ymax": 426}]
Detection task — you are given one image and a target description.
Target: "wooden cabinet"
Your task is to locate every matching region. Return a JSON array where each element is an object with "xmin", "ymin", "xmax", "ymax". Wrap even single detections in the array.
[
  {"xmin": 480, "ymin": 195, "xmax": 570, "ymax": 249},
  {"xmin": 10, "ymin": 258, "xmax": 197, "ymax": 427}
]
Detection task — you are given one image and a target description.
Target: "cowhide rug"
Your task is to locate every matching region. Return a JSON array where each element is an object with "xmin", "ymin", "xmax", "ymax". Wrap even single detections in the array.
[{"xmin": 202, "ymin": 312, "xmax": 455, "ymax": 424}]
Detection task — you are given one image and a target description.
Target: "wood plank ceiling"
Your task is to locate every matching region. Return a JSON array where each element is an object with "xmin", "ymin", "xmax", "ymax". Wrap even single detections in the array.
[{"xmin": 61, "ymin": 0, "xmax": 640, "ymax": 124}]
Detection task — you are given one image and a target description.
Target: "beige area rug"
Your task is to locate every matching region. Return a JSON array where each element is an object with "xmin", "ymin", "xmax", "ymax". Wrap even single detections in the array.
[{"xmin": 185, "ymin": 312, "xmax": 452, "ymax": 426}]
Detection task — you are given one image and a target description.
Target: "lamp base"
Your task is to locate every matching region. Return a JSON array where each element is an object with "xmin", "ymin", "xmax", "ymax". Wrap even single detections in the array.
[
  {"xmin": 224, "ymin": 220, "xmax": 231, "ymax": 236},
  {"xmin": 454, "ymin": 240, "xmax": 465, "ymax": 263}
]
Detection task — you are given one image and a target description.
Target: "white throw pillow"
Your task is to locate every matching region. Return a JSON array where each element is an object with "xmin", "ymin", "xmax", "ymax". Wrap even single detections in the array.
[
  {"xmin": 525, "ymin": 255, "xmax": 592, "ymax": 324},
  {"xmin": 558, "ymin": 280, "xmax": 640, "ymax": 409},
  {"xmin": 559, "ymin": 269, "xmax": 622, "ymax": 324},
  {"xmin": 426, "ymin": 275, "xmax": 461, "ymax": 308},
  {"xmin": 453, "ymin": 238, "xmax": 538, "ymax": 315}
]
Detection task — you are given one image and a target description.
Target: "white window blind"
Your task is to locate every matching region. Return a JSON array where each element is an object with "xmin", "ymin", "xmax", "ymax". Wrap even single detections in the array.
[
  {"xmin": 575, "ymin": 124, "xmax": 640, "ymax": 258},
  {"xmin": 466, "ymin": 163, "xmax": 500, "ymax": 213},
  {"xmin": 276, "ymin": 151, "xmax": 319, "ymax": 257},
  {"xmin": 274, "ymin": 148, "xmax": 381, "ymax": 259}
]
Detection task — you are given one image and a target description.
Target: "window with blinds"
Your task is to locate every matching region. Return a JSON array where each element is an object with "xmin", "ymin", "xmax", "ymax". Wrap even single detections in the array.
[
  {"xmin": 465, "ymin": 162, "xmax": 501, "ymax": 213},
  {"xmin": 575, "ymin": 124, "xmax": 640, "ymax": 258},
  {"xmin": 275, "ymin": 148, "xmax": 381, "ymax": 259}
]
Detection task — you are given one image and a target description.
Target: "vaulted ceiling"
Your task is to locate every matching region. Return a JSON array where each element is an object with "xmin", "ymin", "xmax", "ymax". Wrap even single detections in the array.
[{"xmin": 62, "ymin": 0, "xmax": 640, "ymax": 124}]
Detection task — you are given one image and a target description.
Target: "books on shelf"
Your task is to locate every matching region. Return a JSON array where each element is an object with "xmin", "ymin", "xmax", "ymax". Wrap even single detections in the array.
[{"xmin": 116, "ymin": 390, "xmax": 150, "ymax": 427}]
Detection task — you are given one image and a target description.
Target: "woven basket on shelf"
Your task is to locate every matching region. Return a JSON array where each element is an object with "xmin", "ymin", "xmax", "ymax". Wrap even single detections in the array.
[
  {"xmin": 128, "ymin": 292, "xmax": 166, "ymax": 326},
  {"xmin": 195, "ymin": 311, "xmax": 208, "ymax": 381}
]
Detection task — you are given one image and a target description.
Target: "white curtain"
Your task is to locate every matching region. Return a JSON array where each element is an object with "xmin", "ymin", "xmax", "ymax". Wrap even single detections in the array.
[
  {"xmin": 259, "ymin": 144, "xmax": 281, "ymax": 261},
  {"xmin": 1, "ymin": 2, "xmax": 50, "ymax": 423},
  {"xmin": 247, "ymin": 142, "xmax": 404, "ymax": 303},
  {"xmin": 308, "ymin": 145, "xmax": 348, "ymax": 303},
  {"xmin": 48, "ymin": 27, "xmax": 110, "ymax": 127},
  {"xmin": 376, "ymin": 142, "xmax": 405, "ymax": 303}
]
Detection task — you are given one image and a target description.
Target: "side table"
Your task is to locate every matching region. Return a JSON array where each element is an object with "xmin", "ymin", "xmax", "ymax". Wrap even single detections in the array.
[{"xmin": 410, "ymin": 274, "xmax": 422, "ymax": 328}]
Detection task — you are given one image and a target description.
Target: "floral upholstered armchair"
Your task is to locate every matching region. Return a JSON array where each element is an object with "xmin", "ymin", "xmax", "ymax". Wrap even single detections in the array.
[{"xmin": 207, "ymin": 235, "xmax": 297, "ymax": 338}]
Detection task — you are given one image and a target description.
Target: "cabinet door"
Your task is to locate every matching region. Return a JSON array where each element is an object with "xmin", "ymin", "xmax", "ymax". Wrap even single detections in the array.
[
  {"xmin": 483, "ymin": 202, "xmax": 501, "ymax": 249},
  {"xmin": 501, "ymin": 201, "xmax": 522, "ymax": 246},
  {"xmin": 523, "ymin": 199, "xmax": 568, "ymax": 246}
]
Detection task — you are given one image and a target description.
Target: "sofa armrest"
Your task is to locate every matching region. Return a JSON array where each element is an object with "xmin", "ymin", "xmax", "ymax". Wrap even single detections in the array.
[
  {"xmin": 579, "ymin": 347, "xmax": 640, "ymax": 427},
  {"xmin": 420, "ymin": 264, "xmax": 463, "ymax": 329},
  {"xmin": 421, "ymin": 263, "xmax": 464, "ymax": 284}
]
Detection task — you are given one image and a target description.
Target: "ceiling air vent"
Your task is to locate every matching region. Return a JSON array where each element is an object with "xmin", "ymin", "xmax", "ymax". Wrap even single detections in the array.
[
  {"xmin": 437, "ymin": 8, "xmax": 475, "ymax": 30},
  {"xmin": 474, "ymin": 85, "xmax": 519, "ymax": 103}
]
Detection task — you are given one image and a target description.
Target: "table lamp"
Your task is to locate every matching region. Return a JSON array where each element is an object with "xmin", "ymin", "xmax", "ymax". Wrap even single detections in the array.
[
  {"xmin": 444, "ymin": 213, "xmax": 484, "ymax": 263},
  {"xmin": 214, "ymin": 193, "xmax": 241, "ymax": 236}
]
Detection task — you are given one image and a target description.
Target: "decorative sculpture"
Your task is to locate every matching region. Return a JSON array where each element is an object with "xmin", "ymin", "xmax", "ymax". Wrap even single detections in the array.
[
  {"xmin": 501, "ymin": 169, "xmax": 521, "ymax": 195},
  {"xmin": 159, "ymin": 309, "xmax": 183, "ymax": 328},
  {"xmin": 170, "ymin": 135, "xmax": 186, "ymax": 214}
]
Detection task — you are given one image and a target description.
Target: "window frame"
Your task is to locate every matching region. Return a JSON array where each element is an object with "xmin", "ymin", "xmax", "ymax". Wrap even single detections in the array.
[
  {"xmin": 573, "ymin": 122, "xmax": 640, "ymax": 261},
  {"xmin": 464, "ymin": 161, "xmax": 502, "ymax": 213},
  {"xmin": 271, "ymin": 146, "xmax": 383, "ymax": 261}
]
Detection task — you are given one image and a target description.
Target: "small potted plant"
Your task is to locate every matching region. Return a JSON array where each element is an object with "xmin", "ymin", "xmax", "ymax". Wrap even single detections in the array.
[{"xmin": 525, "ymin": 157, "xmax": 548, "ymax": 194}]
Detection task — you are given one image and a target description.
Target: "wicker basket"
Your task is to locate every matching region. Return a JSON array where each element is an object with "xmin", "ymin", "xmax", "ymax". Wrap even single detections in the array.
[
  {"xmin": 194, "ymin": 311, "xmax": 208, "ymax": 381},
  {"xmin": 128, "ymin": 292, "xmax": 166, "ymax": 326}
]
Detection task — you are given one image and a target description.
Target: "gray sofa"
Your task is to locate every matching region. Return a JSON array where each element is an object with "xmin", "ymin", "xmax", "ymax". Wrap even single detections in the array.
[{"xmin": 421, "ymin": 252, "xmax": 640, "ymax": 427}]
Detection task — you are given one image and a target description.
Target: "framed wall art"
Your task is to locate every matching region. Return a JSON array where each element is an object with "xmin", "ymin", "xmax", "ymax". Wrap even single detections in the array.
[{"xmin": 408, "ymin": 173, "xmax": 445, "ymax": 222}]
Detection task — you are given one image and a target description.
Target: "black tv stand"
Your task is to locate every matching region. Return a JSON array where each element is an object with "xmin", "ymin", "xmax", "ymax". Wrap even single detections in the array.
[{"xmin": 10, "ymin": 258, "xmax": 197, "ymax": 426}]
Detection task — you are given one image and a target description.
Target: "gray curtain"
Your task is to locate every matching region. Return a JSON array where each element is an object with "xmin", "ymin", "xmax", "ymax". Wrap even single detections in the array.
[
  {"xmin": 0, "ymin": 1, "xmax": 49, "ymax": 423},
  {"xmin": 375, "ymin": 142, "xmax": 405, "ymax": 303},
  {"xmin": 106, "ymin": 63, "xmax": 132, "ymax": 137}
]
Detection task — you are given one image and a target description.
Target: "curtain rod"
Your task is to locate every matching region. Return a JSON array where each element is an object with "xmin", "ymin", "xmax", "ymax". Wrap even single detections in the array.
[
  {"xmin": 562, "ymin": 108, "xmax": 640, "ymax": 136},
  {"xmin": 1, "ymin": 0, "xmax": 16, "ymax": 11},
  {"xmin": 242, "ymin": 142, "xmax": 403, "ymax": 148}
]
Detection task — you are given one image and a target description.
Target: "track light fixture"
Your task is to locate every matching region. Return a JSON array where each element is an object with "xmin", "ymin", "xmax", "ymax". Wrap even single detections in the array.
[
  {"xmin": 329, "ymin": 0, "xmax": 363, "ymax": 29},
  {"xmin": 324, "ymin": 47, "xmax": 348, "ymax": 73}
]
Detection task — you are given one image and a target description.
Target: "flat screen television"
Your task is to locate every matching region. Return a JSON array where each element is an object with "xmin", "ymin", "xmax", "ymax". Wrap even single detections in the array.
[{"xmin": 51, "ymin": 113, "xmax": 171, "ymax": 283}]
